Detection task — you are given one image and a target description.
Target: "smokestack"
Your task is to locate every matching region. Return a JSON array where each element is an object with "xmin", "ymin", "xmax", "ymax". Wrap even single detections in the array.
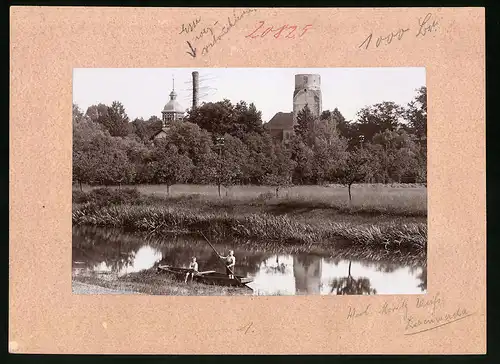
[{"xmin": 192, "ymin": 71, "xmax": 199, "ymax": 109}]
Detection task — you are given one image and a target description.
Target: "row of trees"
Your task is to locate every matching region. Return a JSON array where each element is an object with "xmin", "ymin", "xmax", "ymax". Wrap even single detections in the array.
[
  {"xmin": 291, "ymin": 88, "xmax": 427, "ymax": 198},
  {"xmin": 73, "ymin": 87, "xmax": 427, "ymax": 197}
]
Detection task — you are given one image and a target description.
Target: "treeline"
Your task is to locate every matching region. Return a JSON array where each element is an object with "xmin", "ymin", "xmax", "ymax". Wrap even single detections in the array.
[{"xmin": 73, "ymin": 86, "xmax": 427, "ymax": 195}]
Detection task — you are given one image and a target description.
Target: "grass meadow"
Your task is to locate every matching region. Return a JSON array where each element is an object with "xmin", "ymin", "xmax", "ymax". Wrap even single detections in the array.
[{"xmin": 76, "ymin": 183, "xmax": 427, "ymax": 217}]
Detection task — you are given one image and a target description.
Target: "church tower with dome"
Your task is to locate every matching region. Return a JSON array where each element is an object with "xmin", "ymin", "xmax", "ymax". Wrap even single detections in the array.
[
  {"xmin": 161, "ymin": 78, "xmax": 185, "ymax": 125},
  {"xmin": 153, "ymin": 77, "xmax": 186, "ymax": 140}
]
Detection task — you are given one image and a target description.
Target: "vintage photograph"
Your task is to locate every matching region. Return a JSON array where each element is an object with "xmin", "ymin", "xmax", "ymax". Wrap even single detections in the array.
[{"xmin": 72, "ymin": 67, "xmax": 427, "ymax": 296}]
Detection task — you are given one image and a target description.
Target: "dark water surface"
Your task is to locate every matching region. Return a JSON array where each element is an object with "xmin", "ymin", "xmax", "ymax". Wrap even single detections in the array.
[{"xmin": 72, "ymin": 226, "xmax": 427, "ymax": 295}]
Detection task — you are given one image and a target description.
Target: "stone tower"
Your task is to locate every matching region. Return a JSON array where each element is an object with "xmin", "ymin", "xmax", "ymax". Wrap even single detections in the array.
[{"xmin": 292, "ymin": 74, "xmax": 322, "ymax": 124}]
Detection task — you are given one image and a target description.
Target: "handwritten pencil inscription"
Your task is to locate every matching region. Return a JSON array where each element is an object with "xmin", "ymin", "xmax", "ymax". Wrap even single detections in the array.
[
  {"xmin": 179, "ymin": 17, "xmax": 202, "ymax": 35},
  {"xmin": 237, "ymin": 322, "xmax": 255, "ymax": 334},
  {"xmin": 416, "ymin": 12, "xmax": 440, "ymax": 37},
  {"xmin": 179, "ymin": 9, "xmax": 315, "ymax": 58},
  {"xmin": 345, "ymin": 292, "xmax": 476, "ymax": 336},
  {"xmin": 186, "ymin": 41, "xmax": 197, "ymax": 58},
  {"xmin": 404, "ymin": 307, "xmax": 473, "ymax": 335},
  {"xmin": 359, "ymin": 12, "xmax": 440, "ymax": 50},
  {"xmin": 180, "ymin": 9, "xmax": 258, "ymax": 59}
]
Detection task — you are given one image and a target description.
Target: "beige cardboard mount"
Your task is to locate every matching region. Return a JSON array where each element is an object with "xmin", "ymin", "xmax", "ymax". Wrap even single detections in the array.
[{"xmin": 10, "ymin": 7, "xmax": 485, "ymax": 354}]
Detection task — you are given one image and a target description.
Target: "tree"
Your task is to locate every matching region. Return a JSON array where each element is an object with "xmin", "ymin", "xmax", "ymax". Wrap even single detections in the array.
[
  {"xmin": 311, "ymin": 116, "xmax": 348, "ymax": 184},
  {"xmin": 405, "ymin": 86, "xmax": 427, "ymax": 141},
  {"xmin": 116, "ymin": 136, "xmax": 151, "ymax": 184},
  {"xmin": 73, "ymin": 117, "xmax": 133, "ymax": 187},
  {"xmin": 294, "ymin": 104, "xmax": 317, "ymax": 147},
  {"xmin": 312, "ymin": 138, "xmax": 335, "ymax": 184},
  {"xmin": 85, "ymin": 103, "xmax": 108, "ymax": 124},
  {"xmin": 351, "ymin": 101, "xmax": 405, "ymax": 146},
  {"xmin": 131, "ymin": 115, "xmax": 163, "ymax": 141},
  {"xmin": 99, "ymin": 144, "xmax": 133, "ymax": 186},
  {"xmin": 232, "ymin": 101, "xmax": 265, "ymax": 138},
  {"xmin": 157, "ymin": 121, "xmax": 215, "ymax": 184},
  {"xmin": 217, "ymin": 134, "xmax": 249, "ymax": 196},
  {"xmin": 370, "ymin": 129, "xmax": 419, "ymax": 183},
  {"xmin": 242, "ymin": 132, "xmax": 275, "ymax": 184},
  {"xmin": 334, "ymin": 147, "xmax": 372, "ymax": 202},
  {"xmin": 290, "ymin": 137, "xmax": 314, "ymax": 184},
  {"xmin": 150, "ymin": 143, "xmax": 193, "ymax": 195},
  {"xmin": 130, "ymin": 117, "xmax": 148, "ymax": 141},
  {"xmin": 405, "ymin": 86, "xmax": 427, "ymax": 183},
  {"xmin": 186, "ymin": 99, "xmax": 233, "ymax": 136},
  {"xmin": 186, "ymin": 99, "xmax": 264, "ymax": 138},
  {"xmin": 320, "ymin": 108, "xmax": 352, "ymax": 141},
  {"xmin": 106, "ymin": 101, "xmax": 131, "ymax": 137},
  {"xmin": 73, "ymin": 104, "xmax": 88, "ymax": 124},
  {"xmin": 86, "ymin": 101, "xmax": 130, "ymax": 137},
  {"xmin": 262, "ymin": 143, "xmax": 295, "ymax": 197},
  {"xmin": 193, "ymin": 150, "xmax": 219, "ymax": 185}
]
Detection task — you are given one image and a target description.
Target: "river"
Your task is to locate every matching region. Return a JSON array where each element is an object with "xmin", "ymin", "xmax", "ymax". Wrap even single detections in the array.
[{"xmin": 72, "ymin": 226, "xmax": 427, "ymax": 295}]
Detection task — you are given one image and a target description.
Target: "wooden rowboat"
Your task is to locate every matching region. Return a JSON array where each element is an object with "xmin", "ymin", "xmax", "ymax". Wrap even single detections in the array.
[{"xmin": 157, "ymin": 265, "xmax": 253, "ymax": 287}]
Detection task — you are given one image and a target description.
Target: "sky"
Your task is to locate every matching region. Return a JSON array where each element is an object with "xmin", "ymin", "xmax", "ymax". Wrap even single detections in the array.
[{"xmin": 73, "ymin": 68, "xmax": 426, "ymax": 123}]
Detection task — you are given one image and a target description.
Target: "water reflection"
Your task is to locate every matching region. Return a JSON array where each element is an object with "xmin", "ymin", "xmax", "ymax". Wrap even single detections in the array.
[
  {"xmin": 72, "ymin": 226, "xmax": 427, "ymax": 295},
  {"xmin": 329, "ymin": 261, "xmax": 377, "ymax": 295},
  {"xmin": 293, "ymin": 255, "xmax": 322, "ymax": 295}
]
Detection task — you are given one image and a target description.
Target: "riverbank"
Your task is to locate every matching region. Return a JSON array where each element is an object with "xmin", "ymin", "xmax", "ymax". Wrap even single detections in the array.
[
  {"xmin": 72, "ymin": 269, "xmax": 252, "ymax": 296},
  {"xmin": 72, "ymin": 186, "xmax": 427, "ymax": 257},
  {"xmin": 72, "ymin": 280, "xmax": 142, "ymax": 295}
]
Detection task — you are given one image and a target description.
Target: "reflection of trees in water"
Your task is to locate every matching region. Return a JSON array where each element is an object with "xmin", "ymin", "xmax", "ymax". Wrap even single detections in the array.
[
  {"xmin": 263, "ymin": 255, "xmax": 288, "ymax": 274},
  {"xmin": 329, "ymin": 261, "xmax": 377, "ymax": 295},
  {"xmin": 322, "ymin": 245, "xmax": 426, "ymax": 269},
  {"xmin": 329, "ymin": 253, "xmax": 416, "ymax": 275},
  {"xmin": 72, "ymin": 228, "xmax": 138, "ymax": 273},
  {"xmin": 295, "ymin": 254, "xmax": 320, "ymax": 271},
  {"xmin": 238, "ymin": 252, "xmax": 273, "ymax": 275},
  {"xmin": 374, "ymin": 262, "xmax": 401, "ymax": 273},
  {"xmin": 293, "ymin": 254, "xmax": 322, "ymax": 294},
  {"xmin": 417, "ymin": 269, "xmax": 427, "ymax": 291},
  {"xmin": 408, "ymin": 265, "xmax": 427, "ymax": 292},
  {"xmin": 325, "ymin": 256, "xmax": 343, "ymax": 266},
  {"xmin": 73, "ymin": 226, "xmax": 272, "ymax": 276},
  {"xmin": 330, "ymin": 277, "xmax": 376, "ymax": 295},
  {"xmin": 324, "ymin": 254, "xmax": 403, "ymax": 274}
]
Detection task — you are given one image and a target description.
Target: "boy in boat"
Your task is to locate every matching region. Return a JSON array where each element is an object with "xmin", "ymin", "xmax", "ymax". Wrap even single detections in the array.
[
  {"xmin": 219, "ymin": 250, "xmax": 236, "ymax": 279},
  {"xmin": 184, "ymin": 256, "xmax": 198, "ymax": 283}
]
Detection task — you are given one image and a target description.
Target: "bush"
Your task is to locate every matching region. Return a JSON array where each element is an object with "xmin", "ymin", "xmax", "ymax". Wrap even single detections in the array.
[
  {"xmin": 72, "ymin": 190, "xmax": 89, "ymax": 204},
  {"xmin": 256, "ymin": 192, "xmax": 275, "ymax": 201}
]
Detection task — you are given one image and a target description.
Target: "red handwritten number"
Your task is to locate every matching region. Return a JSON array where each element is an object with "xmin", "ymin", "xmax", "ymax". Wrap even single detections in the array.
[
  {"xmin": 245, "ymin": 21, "xmax": 265, "ymax": 38},
  {"xmin": 285, "ymin": 25, "xmax": 297, "ymax": 39},
  {"xmin": 273, "ymin": 25, "xmax": 288, "ymax": 38},
  {"xmin": 300, "ymin": 24, "xmax": 313, "ymax": 37},
  {"xmin": 246, "ymin": 22, "xmax": 312, "ymax": 39},
  {"xmin": 261, "ymin": 26, "xmax": 275, "ymax": 37}
]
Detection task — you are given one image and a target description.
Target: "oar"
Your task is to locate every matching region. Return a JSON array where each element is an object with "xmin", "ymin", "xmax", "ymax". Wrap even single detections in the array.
[{"xmin": 199, "ymin": 232, "xmax": 252, "ymax": 291}]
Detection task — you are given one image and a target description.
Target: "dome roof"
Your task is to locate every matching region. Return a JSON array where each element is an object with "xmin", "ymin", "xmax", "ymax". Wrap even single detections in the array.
[
  {"xmin": 162, "ymin": 100, "xmax": 185, "ymax": 113},
  {"xmin": 162, "ymin": 90, "xmax": 185, "ymax": 114}
]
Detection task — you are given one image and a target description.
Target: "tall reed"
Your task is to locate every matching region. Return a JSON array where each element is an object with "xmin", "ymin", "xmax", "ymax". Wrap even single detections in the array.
[{"xmin": 73, "ymin": 203, "xmax": 426, "ymax": 254}]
